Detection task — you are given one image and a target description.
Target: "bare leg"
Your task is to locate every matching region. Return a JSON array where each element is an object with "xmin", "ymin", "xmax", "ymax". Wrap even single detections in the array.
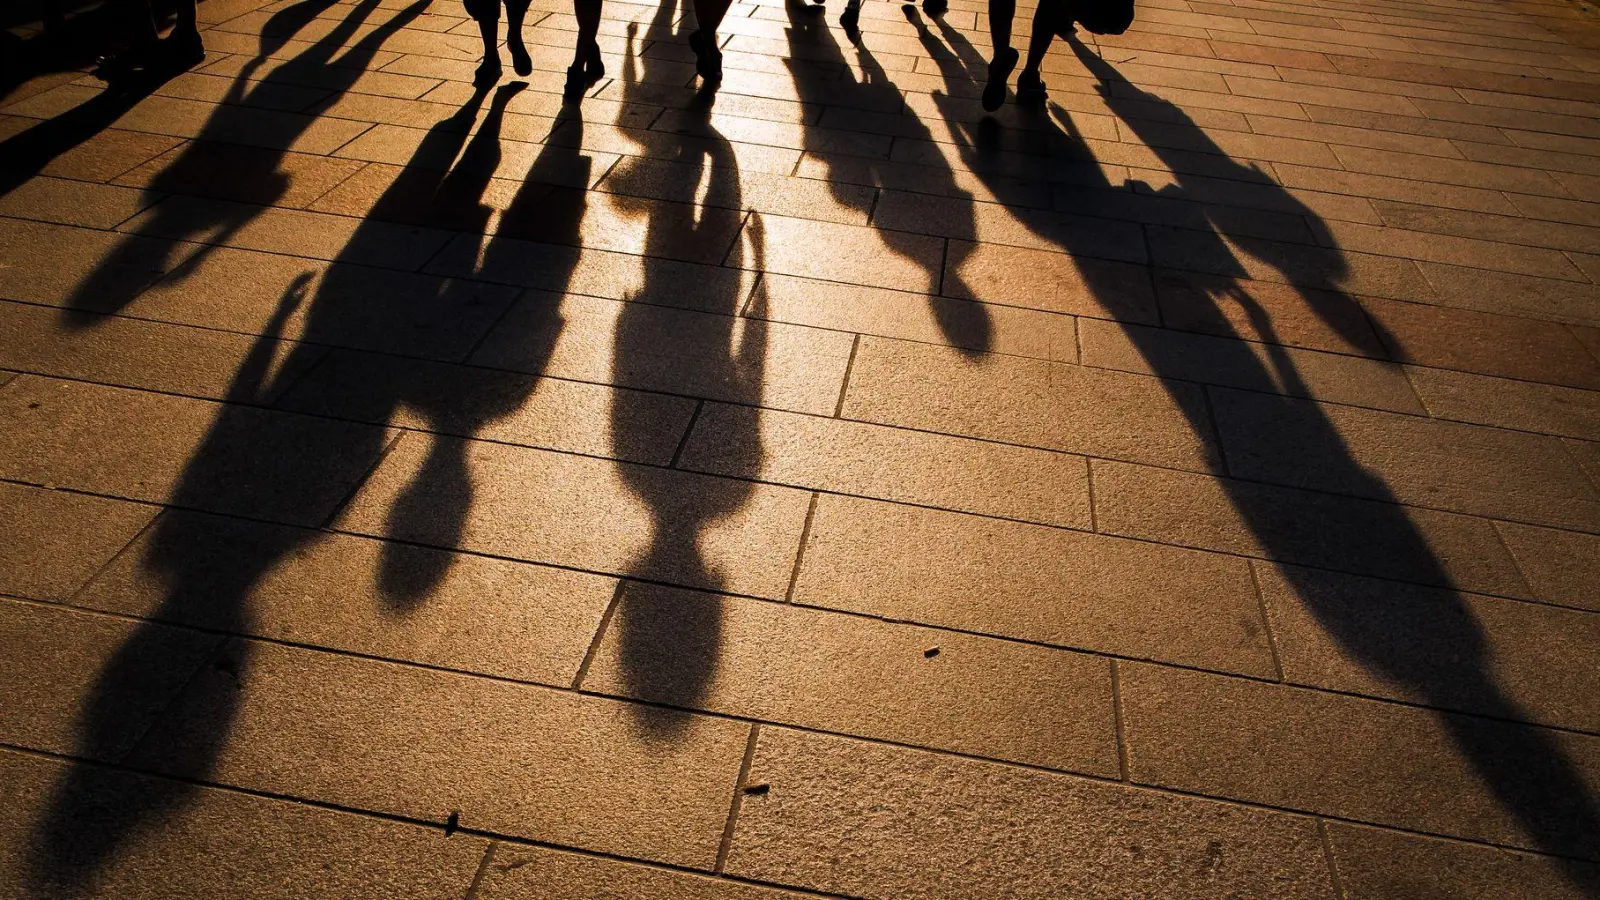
[
  {"xmin": 572, "ymin": 0, "xmax": 601, "ymax": 67},
  {"xmin": 506, "ymin": 0, "xmax": 531, "ymax": 74},
  {"xmin": 692, "ymin": 0, "xmax": 732, "ymax": 38},
  {"xmin": 470, "ymin": 0, "xmax": 502, "ymax": 86},
  {"xmin": 1013, "ymin": 0, "xmax": 1054, "ymax": 102},
  {"xmin": 1020, "ymin": 0, "xmax": 1054, "ymax": 77},
  {"xmin": 689, "ymin": 0, "xmax": 729, "ymax": 80},
  {"xmin": 989, "ymin": 0, "xmax": 1014, "ymax": 53},
  {"xmin": 980, "ymin": 0, "xmax": 1019, "ymax": 110}
]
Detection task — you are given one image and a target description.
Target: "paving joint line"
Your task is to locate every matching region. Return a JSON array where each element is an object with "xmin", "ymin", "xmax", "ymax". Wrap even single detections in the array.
[
  {"xmin": 0, "ymin": 740, "xmax": 865, "ymax": 898},
  {"xmin": 571, "ymin": 579, "xmax": 628, "ymax": 690},
  {"xmin": 1317, "ymin": 818, "xmax": 1350, "ymax": 900},
  {"xmin": 714, "ymin": 723, "xmax": 762, "ymax": 872},
  {"xmin": 13, "ymin": 556, "xmax": 1600, "ymax": 750},
  {"xmin": 783, "ymin": 491, "xmax": 820, "ymax": 603},
  {"xmin": 462, "ymin": 841, "xmax": 499, "ymax": 900},
  {"xmin": 1246, "ymin": 558, "xmax": 1287, "ymax": 682},
  {"xmin": 2, "ymin": 712, "xmax": 1590, "ymax": 876}
]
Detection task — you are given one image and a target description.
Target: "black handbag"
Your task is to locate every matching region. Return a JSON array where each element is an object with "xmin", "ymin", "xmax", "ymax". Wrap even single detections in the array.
[{"xmin": 1074, "ymin": 0, "xmax": 1135, "ymax": 34}]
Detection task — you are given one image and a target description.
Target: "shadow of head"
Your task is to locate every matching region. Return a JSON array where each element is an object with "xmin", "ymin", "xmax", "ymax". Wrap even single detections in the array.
[{"xmin": 54, "ymin": 0, "xmax": 430, "ymax": 329}]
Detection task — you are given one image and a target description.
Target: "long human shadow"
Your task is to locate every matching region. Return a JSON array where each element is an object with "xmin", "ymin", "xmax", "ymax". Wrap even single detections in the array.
[
  {"xmin": 915, "ymin": 17, "xmax": 1600, "ymax": 889},
  {"xmin": 781, "ymin": 0, "xmax": 990, "ymax": 355},
  {"xmin": 26, "ymin": 80, "xmax": 579, "ymax": 891},
  {"xmin": 59, "ymin": 0, "xmax": 427, "ymax": 324},
  {"xmin": 600, "ymin": 0, "xmax": 764, "ymax": 734},
  {"xmin": 0, "ymin": 68, "xmax": 178, "ymax": 196}
]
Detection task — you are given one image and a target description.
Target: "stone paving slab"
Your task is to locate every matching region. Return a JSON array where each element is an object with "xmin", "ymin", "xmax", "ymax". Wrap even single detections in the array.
[
  {"xmin": 134, "ymin": 638, "xmax": 751, "ymax": 868},
  {"xmin": 0, "ymin": 375, "xmax": 392, "ymax": 526},
  {"xmin": 791, "ymin": 493, "xmax": 1278, "ymax": 676},
  {"xmin": 339, "ymin": 433, "xmax": 813, "ymax": 598},
  {"xmin": 76, "ymin": 510, "xmax": 616, "ymax": 684},
  {"xmin": 724, "ymin": 727, "xmax": 1335, "ymax": 899},
  {"xmin": 0, "ymin": 481, "xmax": 156, "ymax": 602},
  {"xmin": 6, "ymin": 0, "xmax": 1600, "ymax": 890},
  {"xmin": 584, "ymin": 582, "xmax": 1119, "ymax": 772},
  {"xmin": 1121, "ymin": 661, "xmax": 1600, "ymax": 857},
  {"xmin": 0, "ymin": 749, "xmax": 489, "ymax": 900},
  {"xmin": 1326, "ymin": 822, "xmax": 1600, "ymax": 900},
  {"xmin": 0, "ymin": 598, "xmax": 220, "ymax": 759}
]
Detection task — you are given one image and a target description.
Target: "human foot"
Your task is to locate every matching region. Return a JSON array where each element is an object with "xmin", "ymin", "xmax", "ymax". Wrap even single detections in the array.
[
  {"xmin": 981, "ymin": 46, "xmax": 1018, "ymax": 112},
  {"xmin": 1016, "ymin": 67, "xmax": 1047, "ymax": 105},
  {"xmin": 689, "ymin": 30, "xmax": 722, "ymax": 82}
]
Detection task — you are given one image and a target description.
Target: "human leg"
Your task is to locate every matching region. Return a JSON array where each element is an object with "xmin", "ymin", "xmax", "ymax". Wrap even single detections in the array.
[{"xmin": 980, "ymin": 0, "xmax": 1018, "ymax": 111}]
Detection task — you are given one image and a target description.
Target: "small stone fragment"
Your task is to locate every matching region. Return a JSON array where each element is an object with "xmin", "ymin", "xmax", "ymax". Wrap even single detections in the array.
[
  {"xmin": 743, "ymin": 782, "xmax": 770, "ymax": 795},
  {"xmin": 924, "ymin": 646, "xmax": 940, "ymax": 658}
]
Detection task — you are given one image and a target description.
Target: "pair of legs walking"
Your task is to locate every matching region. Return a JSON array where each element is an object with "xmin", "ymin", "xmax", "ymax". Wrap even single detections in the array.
[
  {"xmin": 568, "ymin": 0, "xmax": 732, "ymax": 96},
  {"xmin": 982, "ymin": 0, "xmax": 1069, "ymax": 110},
  {"xmin": 469, "ymin": 0, "xmax": 730, "ymax": 99},
  {"xmin": 465, "ymin": 0, "xmax": 533, "ymax": 85},
  {"xmin": 982, "ymin": 0, "xmax": 1133, "ymax": 110},
  {"xmin": 101, "ymin": 0, "xmax": 204, "ymax": 77}
]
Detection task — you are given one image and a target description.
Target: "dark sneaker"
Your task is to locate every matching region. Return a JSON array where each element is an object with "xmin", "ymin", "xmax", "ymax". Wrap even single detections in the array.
[
  {"xmin": 922, "ymin": 0, "xmax": 948, "ymax": 15},
  {"xmin": 563, "ymin": 64, "xmax": 587, "ymax": 100},
  {"xmin": 1016, "ymin": 68, "xmax": 1047, "ymax": 105},
  {"xmin": 474, "ymin": 58, "xmax": 502, "ymax": 87},
  {"xmin": 981, "ymin": 46, "xmax": 1018, "ymax": 112}
]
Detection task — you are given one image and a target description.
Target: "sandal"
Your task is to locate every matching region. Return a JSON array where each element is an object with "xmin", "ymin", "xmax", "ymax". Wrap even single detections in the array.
[
  {"xmin": 981, "ymin": 46, "xmax": 1017, "ymax": 112},
  {"xmin": 689, "ymin": 30, "xmax": 722, "ymax": 82}
]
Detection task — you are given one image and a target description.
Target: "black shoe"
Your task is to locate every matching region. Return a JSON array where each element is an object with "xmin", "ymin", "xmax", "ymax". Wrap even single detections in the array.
[
  {"xmin": 474, "ymin": 58, "xmax": 502, "ymax": 87},
  {"xmin": 164, "ymin": 30, "xmax": 206, "ymax": 70},
  {"xmin": 922, "ymin": 0, "xmax": 947, "ymax": 14},
  {"xmin": 509, "ymin": 34, "xmax": 532, "ymax": 76},
  {"xmin": 563, "ymin": 64, "xmax": 587, "ymax": 100},
  {"xmin": 585, "ymin": 39, "xmax": 605, "ymax": 80},
  {"xmin": 689, "ymin": 30, "xmax": 722, "ymax": 82},
  {"xmin": 840, "ymin": 0, "xmax": 860, "ymax": 28},
  {"xmin": 1016, "ymin": 68, "xmax": 1047, "ymax": 105},
  {"xmin": 95, "ymin": 31, "xmax": 203, "ymax": 81},
  {"xmin": 981, "ymin": 46, "xmax": 1017, "ymax": 112}
]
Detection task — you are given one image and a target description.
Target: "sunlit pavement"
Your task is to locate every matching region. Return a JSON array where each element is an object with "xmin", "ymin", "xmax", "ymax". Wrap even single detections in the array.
[{"xmin": 2, "ymin": 0, "xmax": 1600, "ymax": 894}]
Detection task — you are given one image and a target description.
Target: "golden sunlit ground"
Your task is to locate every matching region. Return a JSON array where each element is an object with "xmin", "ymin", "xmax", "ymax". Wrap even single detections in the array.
[{"xmin": 2, "ymin": 0, "xmax": 1600, "ymax": 894}]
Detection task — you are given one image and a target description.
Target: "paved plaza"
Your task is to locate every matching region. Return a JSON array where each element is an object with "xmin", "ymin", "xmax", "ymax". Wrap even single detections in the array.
[{"xmin": 3, "ymin": 0, "xmax": 1600, "ymax": 893}]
